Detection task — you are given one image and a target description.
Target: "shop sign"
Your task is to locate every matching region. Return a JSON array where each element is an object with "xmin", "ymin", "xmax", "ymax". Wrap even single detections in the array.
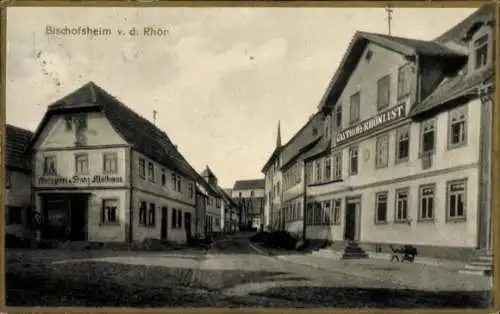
[
  {"xmin": 336, "ymin": 104, "xmax": 406, "ymax": 144},
  {"xmin": 37, "ymin": 175, "xmax": 124, "ymax": 186}
]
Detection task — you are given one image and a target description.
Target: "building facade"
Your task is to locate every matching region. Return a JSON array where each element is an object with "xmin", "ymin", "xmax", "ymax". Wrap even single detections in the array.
[
  {"xmin": 27, "ymin": 82, "xmax": 204, "ymax": 244},
  {"xmin": 231, "ymin": 179, "xmax": 265, "ymax": 229},
  {"xmin": 301, "ymin": 5, "xmax": 494, "ymax": 261},
  {"xmin": 5, "ymin": 125, "xmax": 34, "ymax": 243}
]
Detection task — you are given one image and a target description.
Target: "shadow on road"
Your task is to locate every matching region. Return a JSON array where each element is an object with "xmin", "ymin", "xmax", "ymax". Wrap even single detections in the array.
[
  {"xmin": 6, "ymin": 260, "xmax": 307, "ymax": 307},
  {"xmin": 250, "ymin": 285, "xmax": 492, "ymax": 308}
]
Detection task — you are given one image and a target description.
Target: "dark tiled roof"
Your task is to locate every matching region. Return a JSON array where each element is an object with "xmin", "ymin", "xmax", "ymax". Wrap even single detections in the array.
[
  {"xmin": 280, "ymin": 113, "xmax": 323, "ymax": 168},
  {"xmin": 27, "ymin": 81, "xmax": 202, "ymax": 182},
  {"xmin": 303, "ymin": 138, "xmax": 331, "ymax": 161},
  {"xmin": 233, "ymin": 179, "xmax": 265, "ymax": 191},
  {"xmin": 410, "ymin": 65, "xmax": 494, "ymax": 117},
  {"xmin": 434, "ymin": 4, "xmax": 494, "ymax": 46},
  {"xmin": 317, "ymin": 31, "xmax": 467, "ymax": 111},
  {"xmin": 6, "ymin": 124, "xmax": 33, "ymax": 171}
]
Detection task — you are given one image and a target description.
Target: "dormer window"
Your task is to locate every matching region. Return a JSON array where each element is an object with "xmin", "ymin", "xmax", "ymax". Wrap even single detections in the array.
[{"xmin": 474, "ymin": 34, "xmax": 488, "ymax": 70}]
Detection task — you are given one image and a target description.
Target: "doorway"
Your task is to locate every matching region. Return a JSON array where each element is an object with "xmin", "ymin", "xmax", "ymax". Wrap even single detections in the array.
[
  {"xmin": 41, "ymin": 193, "xmax": 88, "ymax": 241},
  {"xmin": 161, "ymin": 206, "xmax": 168, "ymax": 240},
  {"xmin": 343, "ymin": 197, "xmax": 360, "ymax": 241},
  {"xmin": 184, "ymin": 212, "xmax": 192, "ymax": 239}
]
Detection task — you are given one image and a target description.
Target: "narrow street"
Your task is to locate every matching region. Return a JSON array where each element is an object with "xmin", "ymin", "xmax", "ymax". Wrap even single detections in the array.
[{"xmin": 6, "ymin": 232, "xmax": 490, "ymax": 308}]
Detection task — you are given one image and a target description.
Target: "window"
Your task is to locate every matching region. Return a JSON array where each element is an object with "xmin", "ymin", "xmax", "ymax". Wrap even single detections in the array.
[
  {"xmin": 332, "ymin": 199, "xmax": 341, "ymax": 225},
  {"xmin": 250, "ymin": 190, "xmax": 254, "ymax": 197},
  {"xmin": 324, "ymin": 158, "xmax": 332, "ymax": 181},
  {"xmin": 323, "ymin": 200, "xmax": 331, "ymax": 225},
  {"xmin": 6, "ymin": 206, "xmax": 23, "ymax": 225},
  {"xmin": 103, "ymin": 153, "xmax": 118, "ymax": 174},
  {"xmin": 375, "ymin": 134, "xmax": 389, "ymax": 168},
  {"xmin": 377, "ymin": 75, "xmax": 391, "ymax": 110},
  {"xmin": 139, "ymin": 158, "xmax": 146, "ymax": 178},
  {"xmin": 447, "ymin": 180, "xmax": 466, "ymax": 220},
  {"xmin": 139, "ymin": 201, "xmax": 147, "ymax": 226},
  {"xmin": 43, "ymin": 155, "xmax": 57, "ymax": 175},
  {"xmin": 315, "ymin": 160, "xmax": 322, "ymax": 182},
  {"xmin": 448, "ymin": 106, "xmax": 467, "ymax": 148},
  {"xmin": 161, "ymin": 169, "xmax": 167, "ymax": 187},
  {"xmin": 397, "ymin": 63, "xmax": 412, "ymax": 100},
  {"xmin": 335, "ymin": 105, "xmax": 342, "ymax": 129},
  {"xmin": 171, "ymin": 173, "xmax": 182, "ymax": 192},
  {"xmin": 324, "ymin": 116, "xmax": 330, "ymax": 139},
  {"xmin": 238, "ymin": 192, "xmax": 242, "ymax": 198},
  {"xmin": 306, "ymin": 163, "xmax": 314, "ymax": 184},
  {"xmin": 188, "ymin": 183, "xmax": 194, "ymax": 198},
  {"xmin": 172, "ymin": 208, "xmax": 177, "ymax": 228},
  {"xmin": 333, "ymin": 151, "xmax": 342, "ymax": 180},
  {"xmin": 216, "ymin": 198, "xmax": 221, "ymax": 208},
  {"xmin": 396, "ymin": 127, "xmax": 410, "ymax": 162},
  {"xmin": 177, "ymin": 209, "xmax": 183, "ymax": 228},
  {"xmin": 75, "ymin": 153, "xmax": 89, "ymax": 174},
  {"xmin": 5, "ymin": 170, "xmax": 12, "ymax": 189},
  {"xmin": 314, "ymin": 202, "xmax": 322, "ymax": 225},
  {"xmin": 349, "ymin": 92, "xmax": 360, "ymax": 124},
  {"xmin": 306, "ymin": 202, "xmax": 314, "ymax": 225},
  {"xmin": 474, "ymin": 34, "xmax": 488, "ymax": 70},
  {"xmin": 148, "ymin": 203, "xmax": 156, "ymax": 226},
  {"xmin": 102, "ymin": 199, "xmax": 118, "ymax": 224},
  {"xmin": 349, "ymin": 146, "xmax": 359, "ymax": 175},
  {"xmin": 419, "ymin": 185, "xmax": 435, "ymax": 221},
  {"xmin": 292, "ymin": 203, "xmax": 297, "ymax": 220},
  {"xmin": 420, "ymin": 119, "xmax": 436, "ymax": 154},
  {"xmin": 395, "ymin": 189, "xmax": 409, "ymax": 222},
  {"xmin": 375, "ymin": 192, "xmax": 388, "ymax": 223},
  {"xmin": 148, "ymin": 162, "xmax": 155, "ymax": 182}
]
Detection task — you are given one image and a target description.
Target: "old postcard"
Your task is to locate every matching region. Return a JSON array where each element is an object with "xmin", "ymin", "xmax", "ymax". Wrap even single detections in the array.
[{"xmin": 3, "ymin": 2, "xmax": 495, "ymax": 309}]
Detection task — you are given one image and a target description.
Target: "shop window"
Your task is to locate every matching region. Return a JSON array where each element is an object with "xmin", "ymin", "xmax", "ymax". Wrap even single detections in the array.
[
  {"xmin": 396, "ymin": 126, "xmax": 410, "ymax": 163},
  {"xmin": 395, "ymin": 188, "xmax": 409, "ymax": 222},
  {"xmin": 323, "ymin": 200, "xmax": 331, "ymax": 225},
  {"xmin": 306, "ymin": 202, "xmax": 314, "ymax": 225},
  {"xmin": 447, "ymin": 180, "xmax": 467, "ymax": 221},
  {"xmin": 172, "ymin": 208, "xmax": 177, "ymax": 228},
  {"xmin": 138, "ymin": 158, "xmax": 146, "ymax": 179},
  {"xmin": 177, "ymin": 209, "xmax": 182, "ymax": 228},
  {"xmin": 349, "ymin": 92, "xmax": 360, "ymax": 124},
  {"xmin": 148, "ymin": 162, "xmax": 155, "ymax": 182},
  {"xmin": 75, "ymin": 153, "xmax": 89, "ymax": 175},
  {"xmin": 377, "ymin": 74, "xmax": 391, "ymax": 111},
  {"xmin": 448, "ymin": 105, "xmax": 468, "ymax": 149},
  {"xmin": 420, "ymin": 119, "xmax": 436, "ymax": 155},
  {"xmin": 349, "ymin": 146, "xmax": 359, "ymax": 176},
  {"xmin": 314, "ymin": 202, "xmax": 322, "ymax": 225},
  {"xmin": 419, "ymin": 184, "xmax": 435, "ymax": 221},
  {"xmin": 103, "ymin": 152, "xmax": 118, "ymax": 174},
  {"xmin": 375, "ymin": 134, "xmax": 389, "ymax": 168},
  {"xmin": 101, "ymin": 199, "xmax": 118, "ymax": 224},
  {"xmin": 375, "ymin": 192, "xmax": 388, "ymax": 223},
  {"xmin": 43, "ymin": 155, "xmax": 57, "ymax": 176}
]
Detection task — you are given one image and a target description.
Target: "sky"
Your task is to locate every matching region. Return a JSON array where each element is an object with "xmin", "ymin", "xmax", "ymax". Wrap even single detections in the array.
[{"xmin": 6, "ymin": 6, "xmax": 476, "ymax": 189}]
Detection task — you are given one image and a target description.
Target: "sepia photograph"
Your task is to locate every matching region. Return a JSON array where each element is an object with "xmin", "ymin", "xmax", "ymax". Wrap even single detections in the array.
[{"xmin": 3, "ymin": 2, "xmax": 496, "ymax": 309}]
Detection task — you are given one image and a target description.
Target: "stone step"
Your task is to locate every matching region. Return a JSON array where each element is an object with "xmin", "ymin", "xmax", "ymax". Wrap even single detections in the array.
[{"xmin": 459, "ymin": 269, "xmax": 491, "ymax": 276}]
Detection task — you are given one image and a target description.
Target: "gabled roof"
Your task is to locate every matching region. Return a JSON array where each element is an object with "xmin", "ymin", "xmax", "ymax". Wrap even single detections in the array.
[
  {"xmin": 26, "ymin": 81, "xmax": 201, "ymax": 182},
  {"xmin": 6, "ymin": 124, "xmax": 33, "ymax": 171},
  {"xmin": 261, "ymin": 146, "xmax": 282, "ymax": 173},
  {"xmin": 201, "ymin": 165, "xmax": 216, "ymax": 179},
  {"xmin": 317, "ymin": 31, "xmax": 467, "ymax": 111},
  {"xmin": 280, "ymin": 112, "xmax": 323, "ymax": 169},
  {"xmin": 233, "ymin": 179, "xmax": 265, "ymax": 191}
]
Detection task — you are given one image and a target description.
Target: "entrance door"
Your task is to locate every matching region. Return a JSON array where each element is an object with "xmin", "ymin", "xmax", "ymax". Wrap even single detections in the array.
[
  {"xmin": 161, "ymin": 206, "xmax": 168, "ymax": 240},
  {"xmin": 42, "ymin": 196, "xmax": 70, "ymax": 240},
  {"xmin": 69, "ymin": 194, "xmax": 88, "ymax": 241},
  {"xmin": 184, "ymin": 212, "xmax": 192, "ymax": 239},
  {"xmin": 344, "ymin": 201, "xmax": 357, "ymax": 241}
]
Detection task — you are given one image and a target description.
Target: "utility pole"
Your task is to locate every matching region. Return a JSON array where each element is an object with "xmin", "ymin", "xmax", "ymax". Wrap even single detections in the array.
[{"xmin": 386, "ymin": 5, "xmax": 393, "ymax": 36}]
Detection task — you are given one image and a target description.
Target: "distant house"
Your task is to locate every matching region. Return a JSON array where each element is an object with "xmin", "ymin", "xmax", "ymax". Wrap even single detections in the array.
[
  {"xmin": 5, "ymin": 124, "xmax": 34, "ymax": 243},
  {"xmin": 231, "ymin": 179, "xmax": 265, "ymax": 229},
  {"xmin": 25, "ymin": 81, "xmax": 204, "ymax": 244}
]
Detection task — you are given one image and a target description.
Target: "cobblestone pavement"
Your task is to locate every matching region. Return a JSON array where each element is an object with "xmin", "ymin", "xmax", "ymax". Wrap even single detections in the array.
[{"xmin": 5, "ymin": 235, "xmax": 492, "ymax": 308}]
